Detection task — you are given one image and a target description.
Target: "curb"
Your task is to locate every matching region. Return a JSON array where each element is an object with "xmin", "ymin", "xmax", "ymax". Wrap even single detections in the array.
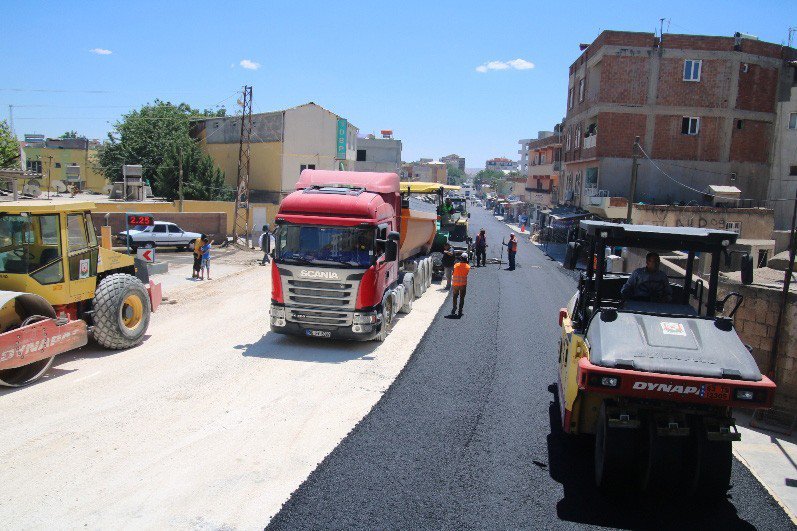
[{"xmin": 733, "ymin": 448, "xmax": 797, "ymax": 525}]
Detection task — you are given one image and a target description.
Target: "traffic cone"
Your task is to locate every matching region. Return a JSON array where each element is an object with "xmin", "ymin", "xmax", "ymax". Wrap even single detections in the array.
[{"xmin": 521, "ymin": 224, "xmax": 526, "ymax": 232}]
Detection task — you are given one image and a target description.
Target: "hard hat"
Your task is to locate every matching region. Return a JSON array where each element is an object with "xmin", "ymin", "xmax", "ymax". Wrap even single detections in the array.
[{"xmin": 461, "ymin": 252, "xmax": 468, "ymax": 259}]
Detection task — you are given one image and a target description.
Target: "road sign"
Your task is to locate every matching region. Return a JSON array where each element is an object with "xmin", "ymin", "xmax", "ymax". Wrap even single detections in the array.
[{"xmin": 137, "ymin": 248, "xmax": 155, "ymax": 263}]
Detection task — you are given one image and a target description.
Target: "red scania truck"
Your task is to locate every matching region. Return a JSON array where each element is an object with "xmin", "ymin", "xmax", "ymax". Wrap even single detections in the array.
[{"xmin": 269, "ymin": 170, "xmax": 438, "ymax": 341}]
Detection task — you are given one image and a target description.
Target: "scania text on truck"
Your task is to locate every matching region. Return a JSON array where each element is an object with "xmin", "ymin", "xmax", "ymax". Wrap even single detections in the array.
[{"xmin": 270, "ymin": 170, "xmax": 438, "ymax": 341}]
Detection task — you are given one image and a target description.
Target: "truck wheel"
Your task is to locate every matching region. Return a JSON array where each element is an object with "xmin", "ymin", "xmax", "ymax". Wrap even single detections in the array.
[
  {"xmin": 639, "ymin": 417, "xmax": 686, "ymax": 494},
  {"xmin": 424, "ymin": 258, "xmax": 433, "ymax": 288},
  {"xmin": 93, "ymin": 273, "xmax": 151, "ymax": 349},
  {"xmin": 400, "ymin": 275, "xmax": 414, "ymax": 314},
  {"xmin": 376, "ymin": 297, "xmax": 393, "ymax": 342},
  {"xmin": 594, "ymin": 402, "xmax": 637, "ymax": 491},
  {"xmin": 687, "ymin": 421, "xmax": 732, "ymax": 500}
]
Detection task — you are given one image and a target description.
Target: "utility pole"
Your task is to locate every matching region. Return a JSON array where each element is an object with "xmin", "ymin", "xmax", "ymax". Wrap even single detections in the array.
[
  {"xmin": 768, "ymin": 188, "xmax": 797, "ymax": 377},
  {"xmin": 232, "ymin": 85, "xmax": 253, "ymax": 246},
  {"xmin": 178, "ymin": 146, "xmax": 184, "ymax": 213},
  {"xmin": 45, "ymin": 154, "xmax": 53, "ymax": 200},
  {"xmin": 626, "ymin": 136, "xmax": 640, "ymax": 224}
]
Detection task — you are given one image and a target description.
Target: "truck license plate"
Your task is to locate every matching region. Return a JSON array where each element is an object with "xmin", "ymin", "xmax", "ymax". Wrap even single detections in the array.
[
  {"xmin": 306, "ymin": 330, "xmax": 332, "ymax": 338},
  {"xmin": 705, "ymin": 383, "xmax": 730, "ymax": 401}
]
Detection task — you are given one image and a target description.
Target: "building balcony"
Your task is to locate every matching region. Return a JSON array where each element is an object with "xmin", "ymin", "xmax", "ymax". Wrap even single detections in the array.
[{"xmin": 583, "ymin": 135, "xmax": 596, "ymax": 149}]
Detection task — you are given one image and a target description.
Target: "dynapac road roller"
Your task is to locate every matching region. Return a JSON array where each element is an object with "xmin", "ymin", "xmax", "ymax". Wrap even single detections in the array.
[
  {"xmin": 0, "ymin": 201, "xmax": 161, "ymax": 386},
  {"xmin": 557, "ymin": 221, "xmax": 774, "ymax": 498}
]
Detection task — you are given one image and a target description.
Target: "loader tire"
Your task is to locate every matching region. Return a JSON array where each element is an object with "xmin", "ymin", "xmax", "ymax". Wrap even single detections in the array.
[{"xmin": 93, "ymin": 273, "xmax": 151, "ymax": 350}]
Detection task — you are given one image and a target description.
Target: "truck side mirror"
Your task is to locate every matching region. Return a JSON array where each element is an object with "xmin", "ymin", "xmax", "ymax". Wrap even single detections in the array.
[
  {"xmin": 564, "ymin": 242, "xmax": 581, "ymax": 270},
  {"xmin": 387, "ymin": 231, "xmax": 400, "ymax": 242},
  {"xmin": 741, "ymin": 254, "xmax": 754, "ymax": 285},
  {"xmin": 385, "ymin": 240, "xmax": 398, "ymax": 262}
]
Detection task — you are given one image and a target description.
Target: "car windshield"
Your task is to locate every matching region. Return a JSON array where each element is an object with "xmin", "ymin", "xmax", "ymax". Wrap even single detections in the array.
[{"xmin": 276, "ymin": 225, "xmax": 375, "ymax": 268}]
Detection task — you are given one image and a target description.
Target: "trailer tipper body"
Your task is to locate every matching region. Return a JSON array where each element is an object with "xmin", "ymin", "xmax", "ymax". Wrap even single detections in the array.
[{"xmin": 270, "ymin": 170, "xmax": 437, "ymax": 341}]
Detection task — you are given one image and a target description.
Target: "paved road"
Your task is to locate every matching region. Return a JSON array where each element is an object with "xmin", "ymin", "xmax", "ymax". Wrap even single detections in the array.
[{"xmin": 268, "ymin": 206, "xmax": 793, "ymax": 530}]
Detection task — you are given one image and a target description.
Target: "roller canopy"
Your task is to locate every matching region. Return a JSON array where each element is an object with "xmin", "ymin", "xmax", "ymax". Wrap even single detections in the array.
[{"xmin": 400, "ymin": 182, "xmax": 461, "ymax": 194}]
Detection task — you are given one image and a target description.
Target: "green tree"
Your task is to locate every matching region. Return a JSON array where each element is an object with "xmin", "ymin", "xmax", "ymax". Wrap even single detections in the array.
[
  {"xmin": 60, "ymin": 130, "xmax": 79, "ymax": 139},
  {"xmin": 446, "ymin": 165, "xmax": 466, "ymax": 186},
  {"xmin": 155, "ymin": 144, "xmax": 232, "ymax": 201},
  {"xmin": 96, "ymin": 100, "xmax": 226, "ymax": 198},
  {"xmin": 0, "ymin": 120, "xmax": 20, "ymax": 169}
]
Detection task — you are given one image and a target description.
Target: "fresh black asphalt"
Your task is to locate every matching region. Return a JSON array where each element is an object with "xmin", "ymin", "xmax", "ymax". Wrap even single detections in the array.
[{"xmin": 267, "ymin": 206, "xmax": 793, "ymax": 530}]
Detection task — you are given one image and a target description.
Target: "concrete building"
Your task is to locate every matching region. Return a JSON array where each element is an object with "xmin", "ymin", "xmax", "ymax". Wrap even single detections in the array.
[
  {"xmin": 440, "ymin": 154, "xmax": 466, "ymax": 171},
  {"xmin": 354, "ymin": 131, "xmax": 402, "ymax": 173},
  {"xmin": 22, "ymin": 136, "xmax": 106, "ymax": 192},
  {"xmin": 768, "ymin": 70, "xmax": 797, "ymax": 229},
  {"xmin": 562, "ymin": 30, "xmax": 797, "ymax": 209},
  {"xmin": 400, "ymin": 161, "xmax": 447, "ymax": 183},
  {"xmin": 485, "ymin": 157, "xmax": 518, "ymax": 172},
  {"xmin": 525, "ymin": 133, "xmax": 563, "ymax": 222},
  {"xmin": 192, "ymin": 102, "xmax": 358, "ymax": 202},
  {"xmin": 518, "ymin": 131, "xmax": 556, "ymax": 173}
]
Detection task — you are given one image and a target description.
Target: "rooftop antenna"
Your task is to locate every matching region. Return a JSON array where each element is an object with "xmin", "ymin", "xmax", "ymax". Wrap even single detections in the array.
[{"xmin": 789, "ymin": 27, "xmax": 796, "ymax": 48}]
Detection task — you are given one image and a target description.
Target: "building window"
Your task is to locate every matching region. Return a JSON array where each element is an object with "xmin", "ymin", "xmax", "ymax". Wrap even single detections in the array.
[
  {"xmin": 299, "ymin": 164, "xmax": 316, "ymax": 174},
  {"xmin": 789, "ymin": 165, "xmax": 797, "ymax": 176},
  {"xmin": 681, "ymin": 117, "xmax": 700, "ymax": 135},
  {"xmin": 683, "ymin": 59, "xmax": 702, "ymax": 81},
  {"xmin": 568, "ymin": 88, "xmax": 574, "ymax": 110},
  {"xmin": 54, "ymin": 162, "xmax": 61, "ymax": 168},
  {"xmin": 565, "ymin": 133, "xmax": 571, "ymax": 151},
  {"xmin": 575, "ymin": 126, "xmax": 581, "ymax": 148},
  {"xmin": 356, "ymin": 149, "xmax": 366, "ymax": 162},
  {"xmin": 541, "ymin": 154, "xmax": 546, "ymax": 164},
  {"xmin": 789, "ymin": 113, "xmax": 797, "ymax": 129},
  {"xmin": 578, "ymin": 78, "xmax": 585, "ymax": 102},
  {"xmin": 26, "ymin": 160, "xmax": 42, "ymax": 173},
  {"xmin": 725, "ymin": 221, "xmax": 741, "ymax": 234},
  {"xmin": 736, "ymin": 120, "xmax": 744, "ymax": 130}
]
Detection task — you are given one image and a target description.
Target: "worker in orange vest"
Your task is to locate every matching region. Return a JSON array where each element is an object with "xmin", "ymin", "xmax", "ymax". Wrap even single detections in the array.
[
  {"xmin": 451, "ymin": 252, "xmax": 471, "ymax": 317},
  {"xmin": 503, "ymin": 233, "xmax": 518, "ymax": 270}
]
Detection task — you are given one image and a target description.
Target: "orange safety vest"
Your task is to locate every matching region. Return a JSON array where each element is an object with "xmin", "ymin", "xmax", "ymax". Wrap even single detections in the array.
[
  {"xmin": 452, "ymin": 262, "xmax": 471, "ymax": 287},
  {"xmin": 509, "ymin": 240, "xmax": 518, "ymax": 253}
]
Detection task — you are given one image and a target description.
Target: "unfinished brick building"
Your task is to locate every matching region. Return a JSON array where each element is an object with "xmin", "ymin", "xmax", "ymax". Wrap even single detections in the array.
[{"xmin": 561, "ymin": 30, "xmax": 797, "ymax": 209}]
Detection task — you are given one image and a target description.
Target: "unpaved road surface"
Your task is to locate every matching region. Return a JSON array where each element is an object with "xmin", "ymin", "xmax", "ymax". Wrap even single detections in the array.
[{"xmin": 0, "ymin": 264, "xmax": 447, "ymax": 529}]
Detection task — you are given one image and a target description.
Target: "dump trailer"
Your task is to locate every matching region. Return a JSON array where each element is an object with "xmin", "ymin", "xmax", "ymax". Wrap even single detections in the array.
[
  {"xmin": 557, "ymin": 221, "xmax": 774, "ymax": 498},
  {"xmin": 270, "ymin": 171, "xmax": 438, "ymax": 341},
  {"xmin": 0, "ymin": 201, "xmax": 161, "ymax": 386}
]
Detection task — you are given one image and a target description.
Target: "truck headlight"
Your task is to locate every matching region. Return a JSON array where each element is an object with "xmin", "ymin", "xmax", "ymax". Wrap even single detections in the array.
[
  {"xmin": 353, "ymin": 312, "xmax": 379, "ymax": 324},
  {"xmin": 270, "ymin": 305, "xmax": 286, "ymax": 327}
]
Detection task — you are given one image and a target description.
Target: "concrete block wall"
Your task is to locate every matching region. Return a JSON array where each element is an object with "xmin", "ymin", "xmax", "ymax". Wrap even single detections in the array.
[{"xmin": 717, "ymin": 280, "xmax": 797, "ymax": 411}]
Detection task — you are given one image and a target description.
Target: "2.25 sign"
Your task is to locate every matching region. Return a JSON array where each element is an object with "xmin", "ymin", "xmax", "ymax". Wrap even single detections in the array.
[{"xmin": 127, "ymin": 214, "xmax": 154, "ymax": 227}]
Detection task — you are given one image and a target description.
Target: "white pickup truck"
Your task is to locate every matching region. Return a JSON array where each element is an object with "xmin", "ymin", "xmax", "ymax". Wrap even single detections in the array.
[{"xmin": 117, "ymin": 221, "xmax": 202, "ymax": 251}]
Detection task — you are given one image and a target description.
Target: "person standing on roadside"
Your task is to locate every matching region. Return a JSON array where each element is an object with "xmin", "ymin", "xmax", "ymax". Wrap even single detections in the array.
[
  {"xmin": 441, "ymin": 242, "xmax": 455, "ymax": 289},
  {"xmin": 192, "ymin": 233, "xmax": 205, "ymax": 279},
  {"xmin": 199, "ymin": 236, "xmax": 212, "ymax": 280},
  {"xmin": 451, "ymin": 252, "xmax": 471, "ymax": 316},
  {"xmin": 259, "ymin": 224, "xmax": 272, "ymax": 265},
  {"xmin": 474, "ymin": 228, "xmax": 487, "ymax": 267},
  {"xmin": 503, "ymin": 233, "xmax": 518, "ymax": 271}
]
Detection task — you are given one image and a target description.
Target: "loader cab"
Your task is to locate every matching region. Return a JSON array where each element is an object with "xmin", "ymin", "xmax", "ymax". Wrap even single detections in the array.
[{"xmin": 0, "ymin": 202, "xmax": 99, "ymax": 305}]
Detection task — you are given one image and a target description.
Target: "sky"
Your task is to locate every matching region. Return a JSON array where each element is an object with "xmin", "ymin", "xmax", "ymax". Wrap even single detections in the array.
[{"xmin": 2, "ymin": 1, "xmax": 795, "ymax": 167}]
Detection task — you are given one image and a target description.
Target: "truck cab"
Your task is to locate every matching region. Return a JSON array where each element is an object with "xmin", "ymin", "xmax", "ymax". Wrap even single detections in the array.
[{"xmin": 270, "ymin": 170, "xmax": 430, "ymax": 341}]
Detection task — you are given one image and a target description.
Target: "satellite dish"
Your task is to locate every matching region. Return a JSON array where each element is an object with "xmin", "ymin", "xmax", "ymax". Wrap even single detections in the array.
[
  {"xmin": 103, "ymin": 184, "xmax": 114, "ymax": 196},
  {"xmin": 23, "ymin": 181, "xmax": 42, "ymax": 198},
  {"xmin": 51, "ymin": 180, "xmax": 67, "ymax": 193}
]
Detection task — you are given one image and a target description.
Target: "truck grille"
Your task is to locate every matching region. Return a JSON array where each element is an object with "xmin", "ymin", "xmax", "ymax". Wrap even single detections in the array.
[{"xmin": 285, "ymin": 279, "xmax": 357, "ymax": 327}]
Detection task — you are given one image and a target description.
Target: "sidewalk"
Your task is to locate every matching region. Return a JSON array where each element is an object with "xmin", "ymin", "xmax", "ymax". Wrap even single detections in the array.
[{"xmin": 734, "ymin": 411, "xmax": 797, "ymax": 523}]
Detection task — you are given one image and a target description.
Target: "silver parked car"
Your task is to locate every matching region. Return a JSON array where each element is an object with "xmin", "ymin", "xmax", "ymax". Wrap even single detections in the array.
[{"xmin": 118, "ymin": 221, "xmax": 202, "ymax": 251}]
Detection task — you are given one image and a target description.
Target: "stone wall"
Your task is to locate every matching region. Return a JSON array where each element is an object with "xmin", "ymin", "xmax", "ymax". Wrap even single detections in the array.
[{"xmin": 717, "ymin": 279, "xmax": 797, "ymax": 411}]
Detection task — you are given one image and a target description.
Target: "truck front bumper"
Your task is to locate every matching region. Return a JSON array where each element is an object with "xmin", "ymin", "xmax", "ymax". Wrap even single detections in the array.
[{"xmin": 270, "ymin": 304, "xmax": 382, "ymax": 341}]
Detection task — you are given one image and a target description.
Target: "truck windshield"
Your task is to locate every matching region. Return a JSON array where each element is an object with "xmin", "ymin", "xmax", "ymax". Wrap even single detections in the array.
[{"xmin": 276, "ymin": 225, "xmax": 375, "ymax": 267}]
